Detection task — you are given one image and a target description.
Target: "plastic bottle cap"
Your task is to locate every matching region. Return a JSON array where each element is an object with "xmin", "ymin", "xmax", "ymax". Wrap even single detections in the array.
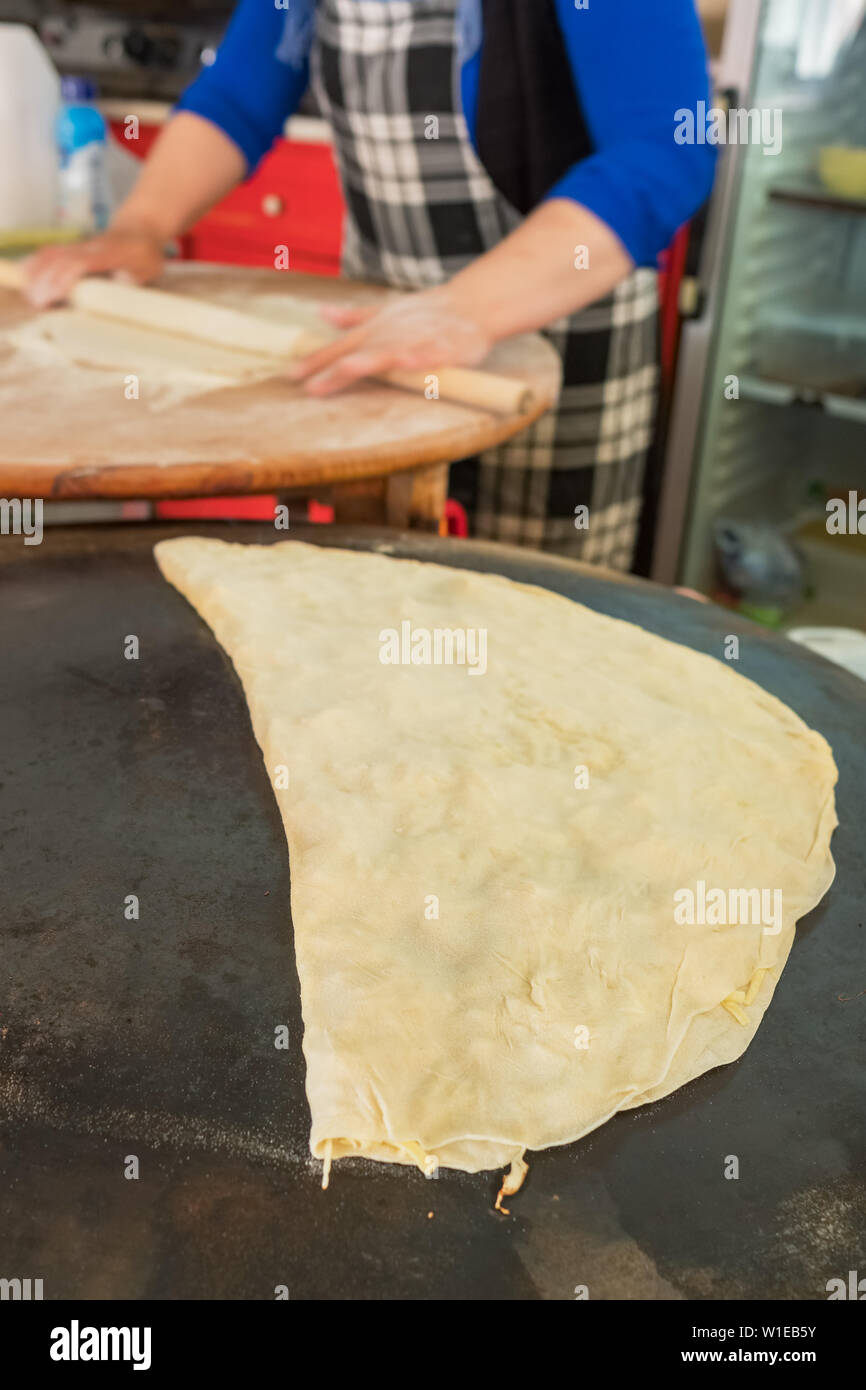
[{"xmin": 60, "ymin": 76, "xmax": 98, "ymax": 102}]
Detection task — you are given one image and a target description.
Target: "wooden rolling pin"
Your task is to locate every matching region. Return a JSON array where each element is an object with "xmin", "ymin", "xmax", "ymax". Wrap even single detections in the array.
[{"xmin": 0, "ymin": 260, "xmax": 535, "ymax": 415}]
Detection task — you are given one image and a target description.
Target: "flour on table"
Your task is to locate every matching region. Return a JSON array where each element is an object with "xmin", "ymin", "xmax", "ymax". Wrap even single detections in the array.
[
  {"xmin": 4, "ymin": 306, "xmax": 305, "ymax": 411},
  {"xmin": 5, "ymin": 289, "xmax": 335, "ymax": 412}
]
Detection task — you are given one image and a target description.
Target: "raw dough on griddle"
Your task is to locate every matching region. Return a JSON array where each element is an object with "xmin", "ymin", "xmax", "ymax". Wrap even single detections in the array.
[{"xmin": 155, "ymin": 538, "xmax": 838, "ymax": 1179}]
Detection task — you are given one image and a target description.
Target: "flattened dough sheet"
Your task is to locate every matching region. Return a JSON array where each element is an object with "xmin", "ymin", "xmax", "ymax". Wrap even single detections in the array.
[
  {"xmin": 7, "ymin": 309, "xmax": 288, "ymax": 409},
  {"xmin": 5, "ymin": 291, "xmax": 329, "ymax": 410},
  {"xmin": 155, "ymin": 538, "xmax": 838, "ymax": 1181}
]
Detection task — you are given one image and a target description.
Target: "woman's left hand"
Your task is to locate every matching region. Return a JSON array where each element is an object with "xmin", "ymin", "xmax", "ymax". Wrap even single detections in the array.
[{"xmin": 287, "ymin": 286, "xmax": 493, "ymax": 395}]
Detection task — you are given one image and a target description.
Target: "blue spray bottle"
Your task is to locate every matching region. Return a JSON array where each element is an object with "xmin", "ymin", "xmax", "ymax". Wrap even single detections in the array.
[{"xmin": 56, "ymin": 77, "xmax": 112, "ymax": 232}]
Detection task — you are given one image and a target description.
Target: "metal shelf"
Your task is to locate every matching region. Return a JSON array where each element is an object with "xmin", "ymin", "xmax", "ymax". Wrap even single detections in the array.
[
  {"xmin": 738, "ymin": 374, "xmax": 866, "ymax": 423},
  {"xmin": 769, "ymin": 181, "xmax": 866, "ymax": 215}
]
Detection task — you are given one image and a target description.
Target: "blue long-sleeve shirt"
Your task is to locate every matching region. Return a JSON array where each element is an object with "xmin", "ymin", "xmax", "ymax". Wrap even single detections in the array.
[{"xmin": 176, "ymin": 0, "xmax": 715, "ymax": 267}]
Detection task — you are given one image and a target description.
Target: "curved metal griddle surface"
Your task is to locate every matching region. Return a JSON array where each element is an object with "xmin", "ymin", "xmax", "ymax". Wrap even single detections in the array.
[{"xmin": 0, "ymin": 523, "xmax": 863, "ymax": 1300}]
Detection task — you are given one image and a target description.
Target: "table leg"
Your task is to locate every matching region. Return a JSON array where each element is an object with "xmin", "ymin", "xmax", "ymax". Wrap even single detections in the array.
[
  {"xmin": 330, "ymin": 463, "xmax": 450, "ymax": 532},
  {"xmin": 329, "ymin": 477, "xmax": 388, "ymax": 526},
  {"xmin": 385, "ymin": 462, "xmax": 449, "ymax": 533}
]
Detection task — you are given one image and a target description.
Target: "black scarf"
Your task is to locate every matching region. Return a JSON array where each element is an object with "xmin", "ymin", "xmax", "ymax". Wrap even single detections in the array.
[{"xmin": 476, "ymin": 0, "xmax": 595, "ymax": 213}]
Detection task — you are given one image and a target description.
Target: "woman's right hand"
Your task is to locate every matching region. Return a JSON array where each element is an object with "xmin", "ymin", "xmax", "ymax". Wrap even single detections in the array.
[{"xmin": 23, "ymin": 226, "xmax": 166, "ymax": 308}]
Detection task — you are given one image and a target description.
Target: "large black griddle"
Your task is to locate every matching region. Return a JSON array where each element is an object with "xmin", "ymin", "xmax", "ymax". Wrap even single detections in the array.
[{"xmin": 1, "ymin": 522, "xmax": 863, "ymax": 1301}]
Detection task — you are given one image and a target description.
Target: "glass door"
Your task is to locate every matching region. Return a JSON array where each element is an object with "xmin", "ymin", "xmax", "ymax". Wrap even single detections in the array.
[{"xmin": 675, "ymin": 0, "xmax": 866, "ymax": 638}]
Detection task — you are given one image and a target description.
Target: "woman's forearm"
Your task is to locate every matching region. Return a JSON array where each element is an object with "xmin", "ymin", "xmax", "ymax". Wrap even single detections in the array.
[
  {"xmin": 446, "ymin": 199, "xmax": 634, "ymax": 342},
  {"xmin": 111, "ymin": 111, "xmax": 248, "ymax": 242},
  {"xmin": 290, "ymin": 200, "xmax": 637, "ymax": 395}
]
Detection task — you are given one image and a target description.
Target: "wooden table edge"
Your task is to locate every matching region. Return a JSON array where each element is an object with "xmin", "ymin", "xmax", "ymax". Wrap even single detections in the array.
[{"xmin": 0, "ymin": 392, "xmax": 555, "ymax": 500}]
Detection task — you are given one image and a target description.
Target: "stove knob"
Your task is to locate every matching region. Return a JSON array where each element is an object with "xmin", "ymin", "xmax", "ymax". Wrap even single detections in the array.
[
  {"xmin": 102, "ymin": 34, "xmax": 125, "ymax": 61},
  {"xmin": 152, "ymin": 36, "xmax": 182, "ymax": 69},
  {"xmin": 41, "ymin": 20, "xmax": 69, "ymax": 50},
  {"xmin": 122, "ymin": 29, "xmax": 155, "ymax": 66}
]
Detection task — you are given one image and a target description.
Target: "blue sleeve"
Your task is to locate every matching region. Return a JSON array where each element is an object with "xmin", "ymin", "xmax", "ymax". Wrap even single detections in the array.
[
  {"xmin": 174, "ymin": 0, "xmax": 312, "ymax": 172},
  {"xmin": 547, "ymin": 0, "xmax": 717, "ymax": 266}
]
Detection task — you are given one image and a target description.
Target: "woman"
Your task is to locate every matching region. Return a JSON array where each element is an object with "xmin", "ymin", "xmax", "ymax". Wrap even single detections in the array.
[{"xmin": 26, "ymin": 0, "xmax": 715, "ymax": 569}]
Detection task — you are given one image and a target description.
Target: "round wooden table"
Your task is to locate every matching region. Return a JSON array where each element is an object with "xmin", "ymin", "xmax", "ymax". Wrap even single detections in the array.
[{"xmin": 0, "ymin": 264, "xmax": 561, "ymax": 529}]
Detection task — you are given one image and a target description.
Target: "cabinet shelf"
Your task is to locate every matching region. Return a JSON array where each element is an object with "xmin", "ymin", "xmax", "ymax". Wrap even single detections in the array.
[
  {"xmin": 769, "ymin": 180, "xmax": 866, "ymax": 216},
  {"xmin": 738, "ymin": 374, "xmax": 866, "ymax": 423}
]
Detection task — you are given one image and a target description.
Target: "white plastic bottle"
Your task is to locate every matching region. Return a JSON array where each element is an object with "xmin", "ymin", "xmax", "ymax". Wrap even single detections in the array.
[
  {"xmin": 57, "ymin": 77, "xmax": 112, "ymax": 233},
  {"xmin": 0, "ymin": 23, "xmax": 61, "ymax": 230}
]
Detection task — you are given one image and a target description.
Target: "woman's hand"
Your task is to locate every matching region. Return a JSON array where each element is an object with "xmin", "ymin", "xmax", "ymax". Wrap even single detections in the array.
[
  {"xmin": 23, "ymin": 226, "xmax": 166, "ymax": 308},
  {"xmin": 289, "ymin": 286, "xmax": 493, "ymax": 395},
  {"xmin": 23, "ymin": 113, "xmax": 250, "ymax": 309},
  {"xmin": 289, "ymin": 201, "xmax": 633, "ymax": 397}
]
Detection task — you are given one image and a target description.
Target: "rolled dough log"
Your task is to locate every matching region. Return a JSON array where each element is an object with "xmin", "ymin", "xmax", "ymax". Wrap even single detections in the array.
[
  {"xmin": 0, "ymin": 260, "xmax": 317, "ymax": 357},
  {"xmin": 73, "ymin": 276, "xmax": 316, "ymax": 358},
  {"xmin": 0, "ymin": 260, "xmax": 535, "ymax": 414}
]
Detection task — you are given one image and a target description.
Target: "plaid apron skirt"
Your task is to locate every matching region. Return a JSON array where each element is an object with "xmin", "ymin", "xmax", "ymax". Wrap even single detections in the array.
[{"xmin": 310, "ymin": 0, "xmax": 659, "ymax": 569}]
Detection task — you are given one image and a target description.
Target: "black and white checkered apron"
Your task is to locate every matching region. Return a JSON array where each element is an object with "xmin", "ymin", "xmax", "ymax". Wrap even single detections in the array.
[{"xmin": 310, "ymin": 0, "xmax": 659, "ymax": 569}]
